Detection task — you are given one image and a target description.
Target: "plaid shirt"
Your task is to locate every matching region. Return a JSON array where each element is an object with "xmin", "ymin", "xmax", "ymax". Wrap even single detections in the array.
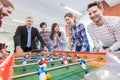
[
  {"xmin": 69, "ymin": 23, "xmax": 89, "ymax": 51},
  {"xmin": 40, "ymin": 31, "xmax": 51, "ymax": 46}
]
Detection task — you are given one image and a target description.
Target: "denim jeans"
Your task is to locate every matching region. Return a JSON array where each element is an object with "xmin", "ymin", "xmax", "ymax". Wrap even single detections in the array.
[
  {"xmin": 41, "ymin": 46, "xmax": 52, "ymax": 52},
  {"xmin": 75, "ymin": 44, "xmax": 90, "ymax": 52}
]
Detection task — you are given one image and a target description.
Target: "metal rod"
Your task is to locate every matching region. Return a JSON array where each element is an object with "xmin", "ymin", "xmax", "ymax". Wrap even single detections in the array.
[
  {"xmin": 13, "ymin": 58, "xmax": 74, "ymax": 68},
  {"xmin": 15, "ymin": 59, "xmax": 37, "ymax": 63},
  {"xmin": 11, "ymin": 58, "xmax": 96, "ymax": 79},
  {"xmin": 15, "ymin": 57, "xmax": 37, "ymax": 60}
]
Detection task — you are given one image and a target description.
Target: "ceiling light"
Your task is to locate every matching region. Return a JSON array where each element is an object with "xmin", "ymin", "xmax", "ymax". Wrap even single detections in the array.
[
  {"xmin": 12, "ymin": 19, "xmax": 25, "ymax": 23},
  {"xmin": 61, "ymin": 3, "xmax": 82, "ymax": 16}
]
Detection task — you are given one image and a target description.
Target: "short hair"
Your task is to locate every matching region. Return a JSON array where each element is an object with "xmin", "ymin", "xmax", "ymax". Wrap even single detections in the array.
[
  {"xmin": 26, "ymin": 16, "xmax": 32, "ymax": 19},
  {"xmin": 0, "ymin": 0, "xmax": 15, "ymax": 10},
  {"xmin": 87, "ymin": 1, "xmax": 103, "ymax": 10},
  {"xmin": 40, "ymin": 22, "xmax": 47, "ymax": 28}
]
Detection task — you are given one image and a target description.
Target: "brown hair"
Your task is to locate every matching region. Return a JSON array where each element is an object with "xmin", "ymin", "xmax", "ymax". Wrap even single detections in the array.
[
  {"xmin": 26, "ymin": 16, "xmax": 32, "ymax": 19},
  {"xmin": 0, "ymin": 0, "xmax": 15, "ymax": 10},
  {"xmin": 64, "ymin": 12, "xmax": 74, "ymax": 18},
  {"xmin": 50, "ymin": 23, "xmax": 61, "ymax": 40},
  {"xmin": 87, "ymin": 1, "xmax": 103, "ymax": 10},
  {"xmin": 64, "ymin": 12, "xmax": 76, "ymax": 23},
  {"xmin": 40, "ymin": 22, "xmax": 47, "ymax": 28}
]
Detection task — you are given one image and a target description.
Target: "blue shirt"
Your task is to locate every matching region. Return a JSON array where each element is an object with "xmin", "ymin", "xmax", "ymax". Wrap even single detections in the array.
[
  {"xmin": 69, "ymin": 23, "xmax": 89, "ymax": 51},
  {"xmin": 26, "ymin": 27, "xmax": 32, "ymax": 47}
]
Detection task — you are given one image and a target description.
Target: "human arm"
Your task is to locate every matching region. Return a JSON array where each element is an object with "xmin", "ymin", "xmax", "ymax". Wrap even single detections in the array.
[
  {"xmin": 69, "ymin": 29, "xmax": 75, "ymax": 51},
  {"xmin": 87, "ymin": 24, "xmax": 102, "ymax": 52},
  {"xmin": 56, "ymin": 32, "xmax": 67, "ymax": 44},
  {"xmin": 109, "ymin": 17, "xmax": 120, "ymax": 51},
  {"xmin": 13, "ymin": 26, "xmax": 23, "ymax": 52},
  {"xmin": 36, "ymin": 29, "xmax": 48, "ymax": 51}
]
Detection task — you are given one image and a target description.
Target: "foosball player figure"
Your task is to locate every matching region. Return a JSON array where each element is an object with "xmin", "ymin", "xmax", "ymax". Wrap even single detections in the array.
[
  {"xmin": 26, "ymin": 53, "xmax": 30, "ymax": 59},
  {"xmin": 63, "ymin": 55, "xmax": 69, "ymax": 69},
  {"xmin": 26, "ymin": 53, "xmax": 31, "ymax": 63},
  {"xmin": 22, "ymin": 55, "xmax": 28, "ymax": 71},
  {"xmin": 49, "ymin": 54, "xmax": 54, "ymax": 66},
  {"xmin": 42, "ymin": 57, "xmax": 47, "ymax": 69},
  {"xmin": 59, "ymin": 54, "xmax": 63, "ymax": 64},
  {"xmin": 37, "ymin": 55, "xmax": 42, "ymax": 64},
  {"xmin": 74, "ymin": 53, "xmax": 79, "ymax": 57},
  {"xmin": 66, "ymin": 54, "xmax": 72, "ymax": 63},
  {"xmin": 41, "ymin": 53, "xmax": 45, "ymax": 58},
  {"xmin": 46, "ymin": 53, "xmax": 50, "ymax": 58},
  {"xmin": 54, "ymin": 53, "xmax": 57, "ymax": 59},
  {"xmin": 77, "ymin": 56, "xmax": 89, "ymax": 74},
  {"xmin": 37, "ymin": 61, "xmax": 47, "ymax": 80}
]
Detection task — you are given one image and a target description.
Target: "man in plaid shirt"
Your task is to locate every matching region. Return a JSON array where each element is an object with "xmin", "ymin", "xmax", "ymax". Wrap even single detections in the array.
[{"xmin": 39, "ymin": 22, "xmax": 52, "ymax": 52}]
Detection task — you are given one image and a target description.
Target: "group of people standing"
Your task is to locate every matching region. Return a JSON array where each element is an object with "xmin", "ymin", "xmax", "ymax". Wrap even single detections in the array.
[
  {"xmin": 14, "ymin": 17, "xmax": 68, "ymax": 53},
  {"xmin": 14, "ymin": 1, "xmax": 120, "ymax": 54}
]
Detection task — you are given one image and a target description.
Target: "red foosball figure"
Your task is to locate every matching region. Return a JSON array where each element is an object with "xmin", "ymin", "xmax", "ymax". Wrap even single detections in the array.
[
  {"xmin": 41, "ymin": 57, "xmax": 47, "ymax": 69},
  {"xmin": 63, "ymin": 55, "xmax": 69, "ymax": 69}
]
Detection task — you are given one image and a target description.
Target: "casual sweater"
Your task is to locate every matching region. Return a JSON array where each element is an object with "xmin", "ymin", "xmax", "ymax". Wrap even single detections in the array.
[{"xmin": 88, "ymin": 16, "xmax": 120, "ymax": 51}]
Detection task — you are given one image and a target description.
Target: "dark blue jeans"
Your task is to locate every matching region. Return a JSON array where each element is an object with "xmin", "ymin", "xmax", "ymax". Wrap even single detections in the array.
[{"xmin": 75, "ymin": 44, "xmax": 90, "ymax": 52}]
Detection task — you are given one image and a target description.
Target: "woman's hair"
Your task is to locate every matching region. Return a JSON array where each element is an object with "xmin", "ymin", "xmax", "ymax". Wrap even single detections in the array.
[
  {"xmin": 87, "ymin": 1, "xmax": 103, "ymax": 10},
  {"xmin": 50, "ymin": 23, "xmax": 61, "ymax": 40},
  {"xmin": 64, "ymin": 12, "xmax": 76, "ymax": 23},
  {"xmin": 0, "ymin": 0, "xmax": 15, "ymax": 10}
]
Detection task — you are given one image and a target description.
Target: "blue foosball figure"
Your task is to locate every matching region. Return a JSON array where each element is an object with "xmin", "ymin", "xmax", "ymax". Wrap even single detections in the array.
[
  {"xmin": 77, "ymin": 56, "xmax": 89, "ymax": 74},
  {"xmin": 49, "ymin": 54, "xmax": 54, "ymax": 66},
  {"xmin": 37, "ymin": 61, "xmax": 47, "ymax": 80},
  {"xmin": 37, "ymin": 56, "xmax": 42, "ymax": 64},
  {"xmin": 22, "ymin": 55, "xmax": 27, "ymax": 71},
  {"xmin": 59, "ymin": 54, "xmax": 63, "ymax": 64}
]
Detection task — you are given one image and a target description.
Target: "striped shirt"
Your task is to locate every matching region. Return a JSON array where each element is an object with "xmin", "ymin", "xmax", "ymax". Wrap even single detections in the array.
[
  {"xmin": 69, "ymin": 23, "xmax": 89, "ymax": 51},
  {"xmin": 39, "ymin": 31, "xmax": 51, "ymax": 46},
  {"xmin": 88, "ymin": 16, "xmax": 120, "ymax": 51}
]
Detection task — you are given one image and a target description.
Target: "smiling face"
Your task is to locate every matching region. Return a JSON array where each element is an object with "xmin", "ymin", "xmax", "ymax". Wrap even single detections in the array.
[
  {"xmin": 88, "ymin": 6, "xmax": 104, "ymax": 24},
  {"xmin": 54, "ymin": 24, "xmax": 59, "ymax": 33},
  {"xmin": 25, "ymin": 17, "xmax": 33, "ymax": 27},
  {"xmin": 87, "ymin": 1, "xmax": 104, "ymax": 25},
  {"xmin": 0, "ymin": 2, "xmax": 14, "ymax": 19},
  {"xmin": 41, "ymin": 24, "xmax": 47, "ymax": 31},
  {"xmin": 64, "ymin": 12, "xmax": 76, "ymax": 27},
  {"xmin": 64, "ymin": 16, "xmax": 75, "ymax": 27}
]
